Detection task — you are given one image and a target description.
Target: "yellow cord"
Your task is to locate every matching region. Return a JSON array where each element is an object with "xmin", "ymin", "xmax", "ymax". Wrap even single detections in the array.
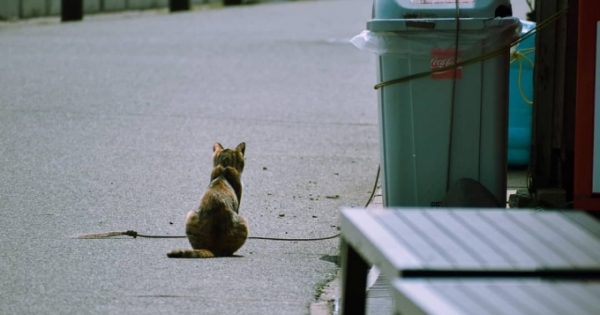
[{"xmin": 510, "ymin": 48, "xmax": 535, "ymax": 105}]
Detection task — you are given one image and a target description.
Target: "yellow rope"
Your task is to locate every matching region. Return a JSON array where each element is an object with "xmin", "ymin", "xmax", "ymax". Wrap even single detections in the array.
[{"xmin": 510, "ymin": 49, "xmax": 535, "ymax": 105}]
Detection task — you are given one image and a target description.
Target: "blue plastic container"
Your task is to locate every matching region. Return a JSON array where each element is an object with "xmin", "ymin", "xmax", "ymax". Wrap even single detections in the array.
[{"xmin": 508, "ymin": 20, "xmax": 535, "ymax": 167}]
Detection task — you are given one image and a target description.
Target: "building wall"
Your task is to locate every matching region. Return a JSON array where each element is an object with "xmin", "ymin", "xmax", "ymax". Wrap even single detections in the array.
[
  {"xmin": 574, "ymin": 0, "xmax": 600, "ymax": 210},
  {"xmin": 0, "ymin": 0, "xmax": 216, "ymax": 20}
]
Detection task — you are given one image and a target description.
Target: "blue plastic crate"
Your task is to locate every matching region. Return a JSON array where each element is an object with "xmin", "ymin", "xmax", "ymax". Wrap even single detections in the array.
[{"xmin": 508, "ymin": 20, "xmax": 535, "ymax": 167}]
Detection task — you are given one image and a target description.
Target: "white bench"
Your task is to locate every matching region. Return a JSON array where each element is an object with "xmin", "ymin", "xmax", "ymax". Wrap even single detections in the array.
[
  {"xmin": 393, "ymin": 279, "xmax": 600, "ymax": 315},
  {"xmin": 339, "ymin": 208, "xmax": 600, "ymax": 315}
]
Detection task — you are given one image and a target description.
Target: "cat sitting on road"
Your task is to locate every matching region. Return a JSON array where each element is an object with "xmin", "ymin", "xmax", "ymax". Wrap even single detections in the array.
[{"xmin": 167, "ymin": 142, "xmax": 248, "ymax": 258}]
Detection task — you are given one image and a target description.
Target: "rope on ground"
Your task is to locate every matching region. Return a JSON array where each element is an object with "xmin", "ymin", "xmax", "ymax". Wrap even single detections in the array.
[{"xmin": 74, "ymin": 165, "xmax": 382, "ymax": 241}]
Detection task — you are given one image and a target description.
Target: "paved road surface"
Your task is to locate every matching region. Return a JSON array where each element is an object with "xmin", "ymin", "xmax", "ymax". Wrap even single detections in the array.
[
  {"xmin": 0, "ymin": 1, "xmax": 378, "ymax": 314},
  {"xmin": 0, "ymin": 1, "xmax": 535, "ymax": 313}
]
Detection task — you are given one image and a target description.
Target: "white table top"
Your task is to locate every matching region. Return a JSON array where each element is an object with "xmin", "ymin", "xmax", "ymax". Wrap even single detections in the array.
[{"xmin": 340, "ymin": 208, "xmax": 600, "ymax": 279}]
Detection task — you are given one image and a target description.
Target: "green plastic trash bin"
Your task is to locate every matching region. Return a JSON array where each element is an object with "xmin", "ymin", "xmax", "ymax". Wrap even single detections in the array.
[{"xmin": 352, "ymin": 0, "xmax": 521, "ymax": 207}]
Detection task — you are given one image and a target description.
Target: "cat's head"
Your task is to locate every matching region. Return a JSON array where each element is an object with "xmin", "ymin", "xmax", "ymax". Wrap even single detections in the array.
[{"xmin": 212, "ymin": 142, "xmax": 245, "ymax": 175}]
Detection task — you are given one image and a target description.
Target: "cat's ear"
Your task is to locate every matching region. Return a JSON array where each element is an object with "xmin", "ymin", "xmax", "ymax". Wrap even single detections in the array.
[
  {"xmin": 213, "ymin": 142, "xmax": 224, "ymax": 153},
  {"xmin": 235, "ymin": 142, "xmax": 246, "ymax": 156}
]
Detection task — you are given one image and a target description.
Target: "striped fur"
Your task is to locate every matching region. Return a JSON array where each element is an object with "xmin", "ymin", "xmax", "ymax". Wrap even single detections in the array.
[
  {"xmin": 166, "ymin": 249, "xmax": 215, "ymax": 258},
  {"xmin": 167, "ymin": 142, "xmax": 249, "ymax": 259}
]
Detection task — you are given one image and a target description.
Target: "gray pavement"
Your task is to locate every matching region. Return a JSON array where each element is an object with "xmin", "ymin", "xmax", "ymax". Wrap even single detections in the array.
[
  {"xmin": 0, "ymin": 1, "xmax": 378, "ymax": 314},
  {"xmin": 0, "ymin": 1, "xmax": 536, "ymax": 314}
]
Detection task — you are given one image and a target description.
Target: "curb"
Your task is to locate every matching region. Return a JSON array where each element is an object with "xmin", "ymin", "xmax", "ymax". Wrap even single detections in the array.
[{"xmin": 310, "ymin": 188, "xmax": 382, "ymax": 315}]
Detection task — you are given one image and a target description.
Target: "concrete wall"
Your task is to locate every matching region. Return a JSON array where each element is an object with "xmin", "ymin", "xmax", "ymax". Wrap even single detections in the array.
[
  {"xmin": 50, "ymin": 0, "xmax": 61, "ymax": 15},
  {"xmin": 17, "ymin": 0, "xmax": 60, "ymax": 18},
  {"xmin": 128, "ymin": 0, "xmax": 170, "ymax": 10},
  {"xmin": 84, "ymin": 0, "xmax": 101, "ymax": 13},
  {"xmin": 0, "ymin": 0, "xmax": 19, "ymax": 19},
  {"xmin": 21, "ymin": 0, "xmax": 46, "ymax": 18},
  {"xmin": 102, "ymin": 0, "xmax": 126, "ymax": 11},
  {"xmin": 0, "ymin": 0, "xmax": 213, "ymax": 20}
]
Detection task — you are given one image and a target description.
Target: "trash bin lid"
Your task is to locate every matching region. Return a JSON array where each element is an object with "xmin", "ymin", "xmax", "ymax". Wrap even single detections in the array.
[
  {"xmin": 373, "ymin": 0, "xmax": 513, "ymax": 20},
  {"xmin": 366, "ymin": 17, "xmax": 519, "ymax": 32}
]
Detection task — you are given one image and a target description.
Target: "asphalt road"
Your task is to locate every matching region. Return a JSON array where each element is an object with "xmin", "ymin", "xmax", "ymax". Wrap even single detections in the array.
[
  {"xmin": 0, "ymin": 0, "xmax": 536, "ymax": 313},
  {"xmin": 0, "ymin": 1, "xmax": 378, "ymax": 314}
]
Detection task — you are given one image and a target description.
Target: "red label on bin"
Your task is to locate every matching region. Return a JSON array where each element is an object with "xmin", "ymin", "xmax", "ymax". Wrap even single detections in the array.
[{"xmin": 431, "ymin": 48, "xmax": 462, "ymax": 80}]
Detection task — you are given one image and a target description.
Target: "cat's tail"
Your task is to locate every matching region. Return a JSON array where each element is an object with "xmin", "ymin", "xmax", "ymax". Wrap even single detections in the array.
[{"xmin": 166, "ymin": 249, "xmax": 215, "ymax": 258}]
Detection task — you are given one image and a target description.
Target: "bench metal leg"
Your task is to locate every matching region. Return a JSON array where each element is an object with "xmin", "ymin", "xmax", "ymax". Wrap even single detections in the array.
[{"xmin": 340, "ymin": 238, "xmax": 368, "ymax": 315}]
